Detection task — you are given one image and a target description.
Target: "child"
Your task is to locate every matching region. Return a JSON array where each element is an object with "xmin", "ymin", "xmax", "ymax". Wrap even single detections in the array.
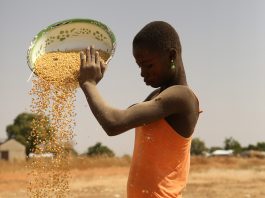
[{"xmin": 79, "ymin": 21, "xmax": 200, "ymax": 198}]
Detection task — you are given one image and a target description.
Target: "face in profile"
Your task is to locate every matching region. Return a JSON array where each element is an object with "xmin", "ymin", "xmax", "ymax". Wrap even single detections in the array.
[{"xmin": 133, "ymin": 47, "xmax": 174, "ymax": 88}]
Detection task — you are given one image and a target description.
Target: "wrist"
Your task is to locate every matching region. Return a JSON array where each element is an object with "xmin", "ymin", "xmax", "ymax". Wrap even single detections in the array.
[{"xmin": 80, "ymin": 81, "xmax": 96, "ymax": 90}]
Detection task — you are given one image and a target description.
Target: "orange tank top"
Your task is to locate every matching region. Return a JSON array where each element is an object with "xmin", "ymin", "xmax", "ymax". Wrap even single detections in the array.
[{"xmin": 127, "ymin": 119, "xmax": 192, "ymax": 198}]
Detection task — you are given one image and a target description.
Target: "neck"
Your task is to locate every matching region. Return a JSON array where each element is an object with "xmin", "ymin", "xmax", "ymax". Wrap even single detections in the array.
[
  {"xmin": 160, "ymin": 59, "xmax": 187, "ymax": 92},
  {"xmin": 177, "ymin": 60, "xmax": 188, "ymax": 85}
]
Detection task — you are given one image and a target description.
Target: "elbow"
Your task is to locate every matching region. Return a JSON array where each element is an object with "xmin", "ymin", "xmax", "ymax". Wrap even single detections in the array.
[
  {"xmin": 105, "ymin": 130, "xmax": 118, "ymax": 136},
  {"xmin": 102, "ymin": 124, "xmax": 126, "ymax": 136},
  {"xmin": 99, "ymin": 111, "xmax": 129, "ymax": 136}
]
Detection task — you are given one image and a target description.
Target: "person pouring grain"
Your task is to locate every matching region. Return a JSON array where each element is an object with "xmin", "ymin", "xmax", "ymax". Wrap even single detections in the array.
[{"xmin": 79, "ymin": 21, "xmax": 201, "ymax": 198}]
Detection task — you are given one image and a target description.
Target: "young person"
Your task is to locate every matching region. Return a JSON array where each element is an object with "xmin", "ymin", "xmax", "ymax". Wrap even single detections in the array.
[{"xmin": 79, "ymin": 21, "xmax": 200, "ymax": 198}]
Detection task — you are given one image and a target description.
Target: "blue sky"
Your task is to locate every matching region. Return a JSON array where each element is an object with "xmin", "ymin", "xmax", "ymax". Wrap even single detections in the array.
[{"xmin": 1, "ymin": 0, "xmax": 265, "ymax": 155}]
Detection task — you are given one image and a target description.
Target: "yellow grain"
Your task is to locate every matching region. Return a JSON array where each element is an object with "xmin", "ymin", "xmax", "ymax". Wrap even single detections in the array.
[{"xmin": 27, "ymin": 49, "xmax": 109, "ymax": 197}]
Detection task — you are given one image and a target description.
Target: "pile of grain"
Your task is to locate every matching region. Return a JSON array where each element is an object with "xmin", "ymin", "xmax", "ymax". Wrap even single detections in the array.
[{"xmin": 27, "ymin": 49, "xmax": 109, "ymax": 197}]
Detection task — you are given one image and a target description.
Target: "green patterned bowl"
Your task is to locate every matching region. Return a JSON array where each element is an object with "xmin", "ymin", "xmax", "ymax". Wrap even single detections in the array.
[{"xmin": 27, "ymin": 18, "xmax": 116, "ymax": 72}]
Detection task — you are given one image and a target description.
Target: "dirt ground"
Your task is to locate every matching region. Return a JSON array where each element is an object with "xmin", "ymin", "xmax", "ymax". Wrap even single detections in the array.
[{"xmin": 0, "ymin": 157, "xmax": 265, "ymax": 198}]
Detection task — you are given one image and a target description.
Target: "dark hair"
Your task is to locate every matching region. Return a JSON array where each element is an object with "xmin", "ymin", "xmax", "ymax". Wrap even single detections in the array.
[{"xmin": 133, "ymin": 21, "xmax": 181, "ymax": 54}]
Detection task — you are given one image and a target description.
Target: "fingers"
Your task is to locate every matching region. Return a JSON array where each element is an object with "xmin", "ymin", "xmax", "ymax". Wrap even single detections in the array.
[
  {"xmin": 86, "ymin": 47, "xmax": 91, "ymax": 63},
  {"xmin": 81, "ymin": 46, "xmax": 102, "ymax": 66},
  {"xmin": 95, "ymin": 51, "xmax": 99, "ymax": 64},
  {"xmin": 80, "ymin": 51, "xmax": 85, "ymax": 66},
  {"xmin": 90, "ymin": 46, "xmax": 95, "ymax": 63},
  {"xmin": 100, "ymin": 59, "xmax": 108, "ymax": 75}
]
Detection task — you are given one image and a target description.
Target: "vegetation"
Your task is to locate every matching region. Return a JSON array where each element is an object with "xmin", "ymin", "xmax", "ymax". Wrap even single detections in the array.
[
  {"xmin": 5, "ymin": 112, "xmax": 265, "ymax": 157},
  {"xmin": 87, "ymin": 142, "xmax": 115, "ymax": 157},
  {"xmin": 191, "ymin": 137, "xmax": 207, "ymax": 155},
  {"xmin": 6, "ymin": 112, "xmax": 51, "ymax": 155},
  {"xmin": 191, "ymin": 137, "xmax": 265, "ymax": 156},
  {"xmin": 6, "ymin": 112, "xmax": 77, "ymax": 155},
  {"xmin": 246, "ymin": 142, "xmax": 265, "ymax": 151},
  {"xmin": 224, "ymin": 137, "xmax": 242, "ymax": 154},
  {"xmin": 208, "ymin": 146, "xmax": 223, "ymax": 153}
]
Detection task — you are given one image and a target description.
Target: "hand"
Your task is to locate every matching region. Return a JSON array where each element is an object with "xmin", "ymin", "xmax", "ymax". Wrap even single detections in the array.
[{"xmin": 79, "ymin": 46, "xmax": 107, "ymax": 87}]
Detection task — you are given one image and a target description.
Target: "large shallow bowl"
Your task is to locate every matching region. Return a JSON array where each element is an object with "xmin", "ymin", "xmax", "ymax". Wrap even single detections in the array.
[{"xmin": 27, "ymin": 18, "xmax": 116, "ymax": 72}]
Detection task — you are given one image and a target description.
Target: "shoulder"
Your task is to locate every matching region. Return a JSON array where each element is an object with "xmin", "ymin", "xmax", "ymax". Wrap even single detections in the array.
[
  {"xmin": 159, "ymin": 85, "xmax": 196, "ymax": 100},
  {"xmin": 156, "ymin": 85, "xmax": 198, "ymax": 114}
]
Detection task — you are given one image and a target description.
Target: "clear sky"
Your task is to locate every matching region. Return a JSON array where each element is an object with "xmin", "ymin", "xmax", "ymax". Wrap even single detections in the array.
[{"xmin": 1, "ymin": 0, "xmax": 264, "ymax": 156}]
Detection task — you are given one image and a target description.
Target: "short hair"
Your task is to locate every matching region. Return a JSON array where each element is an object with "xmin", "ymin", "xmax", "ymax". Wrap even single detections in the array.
[{"xmin": 133, "ymin": 21, "xmax": 182, "ymax": 54}]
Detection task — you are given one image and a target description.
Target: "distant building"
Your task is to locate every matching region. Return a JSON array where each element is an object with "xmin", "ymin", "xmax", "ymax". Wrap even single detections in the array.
[
  {"xmin": 28, "ymin": 152, "xmax": 54, "ymax": 158},
  {"xmin": 211, "ymin": 149, "xmax": 234, "ymax": 156},
  {"xmin": 0, "ymin": 139, "xmax": 26, "ymax": 162}
]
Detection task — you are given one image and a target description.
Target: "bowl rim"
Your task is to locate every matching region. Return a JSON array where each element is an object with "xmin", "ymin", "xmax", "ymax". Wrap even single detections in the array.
[{"xmin": 27, "ymin": 18, "xmax": 116, "ymax": 72}]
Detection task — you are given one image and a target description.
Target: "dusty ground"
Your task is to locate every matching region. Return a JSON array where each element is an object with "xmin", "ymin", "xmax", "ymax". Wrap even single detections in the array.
[{"xmin": 0, "ymin": 157, "xmax": 265, "ymax": 198}]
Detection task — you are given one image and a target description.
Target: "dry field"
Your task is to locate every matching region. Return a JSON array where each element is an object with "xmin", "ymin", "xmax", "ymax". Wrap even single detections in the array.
[{"xmin": 0, "ymin": 156, "xmax": 265, "ymax": 198}]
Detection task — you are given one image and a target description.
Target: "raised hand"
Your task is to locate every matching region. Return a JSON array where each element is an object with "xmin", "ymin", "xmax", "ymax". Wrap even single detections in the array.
[{"xmin": 79, "ymin": 46, "xmax": 107, "ymax": 87}]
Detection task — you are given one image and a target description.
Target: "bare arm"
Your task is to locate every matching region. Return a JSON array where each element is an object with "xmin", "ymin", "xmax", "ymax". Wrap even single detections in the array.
[
  {"xmin": 79, "ymin": 46, "xmax": 193, "ymax": 136},
  {"xmin": 81, "ymin": 83, "xmax": 191, "ymax": 136}
]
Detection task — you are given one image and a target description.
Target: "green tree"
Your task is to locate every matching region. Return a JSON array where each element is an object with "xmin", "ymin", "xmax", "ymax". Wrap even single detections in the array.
[
  {"xmin": 256, "ymin": 142, "xmax": 265, "ymax": 151},
  {"xmin": 209, "ymin": 146, "xmax": 223, "ymax": 153},
  {"xmin": 191, "ymin": 137, "xmax": 207, "ymax": 156},
  {"xmin": 244, "ymin": 142, "xmax": 265, "ymax": 151},
  {"xmin": 6, "ymin": 112, "xmax": 51, "ymax": 155},
  {"xmin": 246, "ymin": 144, "xmax": 257, "ymax": 151},
  {"xmin": 224, "ymin": 137, "xmax": 242, "ymax": 154},
  {"xmin": 87, "ymin": 142, "xmax": 115, "ymax": 157}
]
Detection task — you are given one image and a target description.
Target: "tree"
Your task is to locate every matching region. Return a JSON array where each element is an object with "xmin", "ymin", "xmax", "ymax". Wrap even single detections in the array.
[
  {"xmin": 6, "ymin": 112, "xmax": 51, "ymax": 155},
  {"xmin": 256, "ymin": 142, "xmax": 265, "ymax": 151},
  {"xmin": 191, "ymin": 138, "xmax": 207, "ymax": 156},
  {"xmin": 243, "ymin": 142, "xmax": 265, "ymax": 152},
  {"xmin": 209, "ymin": 146, "xmax": 223, "ymax": 153},
  {"xmin": 246, "ymin": 144, "xmax": 257, "ymax": 151},
  {"xmin": 87, "ymin": 142, "xmax": 115, "ymax": 157},
  {"xmin": 224, "ymin": 137, "xmax": 242, "ymax": 154}
]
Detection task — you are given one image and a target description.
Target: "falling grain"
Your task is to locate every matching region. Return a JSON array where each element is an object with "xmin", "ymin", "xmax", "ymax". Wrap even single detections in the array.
[{"xmin": 27, "ymin": 49, "xmax": 110, "ymax": 197}]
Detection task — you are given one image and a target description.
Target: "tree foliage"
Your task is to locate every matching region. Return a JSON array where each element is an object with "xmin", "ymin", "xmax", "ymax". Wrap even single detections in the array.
[
  {"xmin": 224, "ymin": 137, "xmax": 242, "ymax": 154},
  {"xmin": 209, "ymin": 146, "xmax": 223, "ymax": 153},
  {"xmin": 246, "ymin": 142, "xmax": 265, "ymax": 151},
  {"xmin": 87, "ymin": 142, "xmax": 115, "ymax": 157},
  {"xmin": 6, "ymin": 112, "xmax": 51, "ymax": 155},
  {"xmin": 191, "ymin": 137, "xmax": 207, "ymax": 156},
  {"xmin": 256, "ymin": 142, "xmax": 265, "ymax": 151}
]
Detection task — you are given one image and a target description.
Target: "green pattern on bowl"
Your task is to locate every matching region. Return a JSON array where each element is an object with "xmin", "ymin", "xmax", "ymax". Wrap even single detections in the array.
[{"xmin": 27, "ymin": 18, "xmax": 116, "ymax": 71}]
